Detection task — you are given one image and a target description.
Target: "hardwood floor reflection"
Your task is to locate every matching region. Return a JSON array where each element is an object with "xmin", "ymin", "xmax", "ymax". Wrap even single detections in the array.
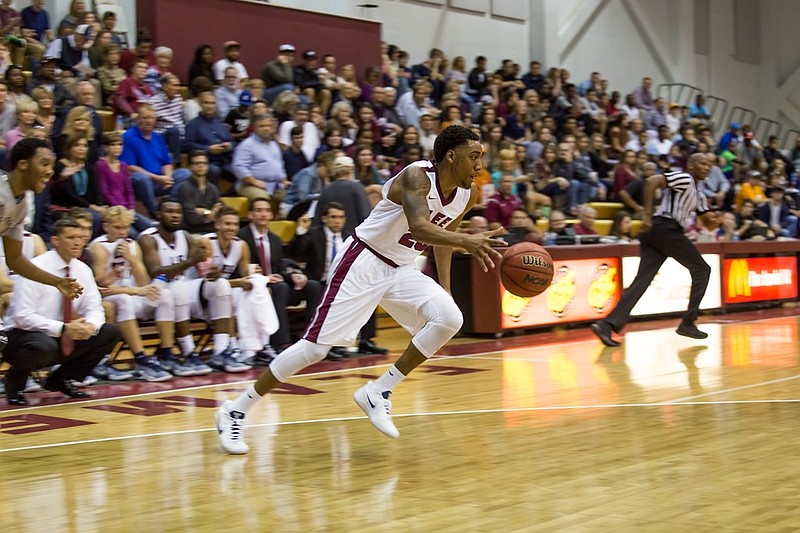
[{"xmin": 2, "ymin": 315, "xmax": 800, "ymax": 531}]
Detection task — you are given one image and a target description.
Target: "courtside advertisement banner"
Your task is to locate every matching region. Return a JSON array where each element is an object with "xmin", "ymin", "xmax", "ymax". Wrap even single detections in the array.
[
  {"xmin": 623, "ymin": 254, "xmax": 722, "ymax": 316},
  {"xmin": 723, "ymin": 256, "xmax": 798, "ymax": 304},
  {"xmin": 500, "ymin": 258, "xmax": 621, "ymax": 328}
]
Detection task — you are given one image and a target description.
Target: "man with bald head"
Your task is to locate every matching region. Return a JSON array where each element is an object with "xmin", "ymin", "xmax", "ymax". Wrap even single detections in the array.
[{"xmin": 591, "ymin": 153, "xmax": 718, "ymax": 346}]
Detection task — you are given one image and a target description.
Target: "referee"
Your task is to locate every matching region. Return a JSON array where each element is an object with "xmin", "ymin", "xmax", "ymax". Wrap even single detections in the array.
[{"xmin": 591, "ymin": 153, "xmax": 718, "ymax": 346}]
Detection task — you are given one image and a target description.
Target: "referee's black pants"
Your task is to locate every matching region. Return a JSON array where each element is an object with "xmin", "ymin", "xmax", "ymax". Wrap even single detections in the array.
[{"xmin": 603, "ymin": 217, "xmax": 711, "ymax": 332}]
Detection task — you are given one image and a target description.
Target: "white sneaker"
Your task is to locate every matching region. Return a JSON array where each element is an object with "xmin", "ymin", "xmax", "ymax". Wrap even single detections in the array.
[
  {"xmin": 353, "ymin": 382, "xmax": 399, "ymax": 439},
  {"xmin": 215, "ymin": 400, "xmax": 249, "ymax": 455}
]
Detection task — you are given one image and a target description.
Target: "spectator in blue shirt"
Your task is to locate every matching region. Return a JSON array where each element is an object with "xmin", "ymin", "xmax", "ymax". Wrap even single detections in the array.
[
  {"xmin": 121, "ymin": 103, "xmax": 191, "ymax": 217},
  {"xmin": 183, "ymin": 91, "xmax": 233, "ymax": 184},
  {"xmin": 233, "ymin": 113, "xmax": 287, "ymax": 213},
  {"xmin": 20, "ymin": 0, "xmax": 53, "ymax": 47}
]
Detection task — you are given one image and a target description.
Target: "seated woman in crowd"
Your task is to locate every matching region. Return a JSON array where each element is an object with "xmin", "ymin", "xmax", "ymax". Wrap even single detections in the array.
[
  {"xmin": 54, "ymin": 105, "xmax": 99, "ymax": 163},
  {"xmin": 609, "ymin": 210, "xmax": 637, "ymax": 243},
  {"xmin": 31, "ymin": 86, "xmax": 56, "ymax": 135},
  {"xmin": 5, "ymin": 100, "xmax": 39, "ymax": 151},
  {"xmin": 51, "ymin": 135, "xmax": 109, "ymax": 237},
  {"xmin": 353, "ymin": 145, "xmax": 384, "ymax": 207},
  {"xmin": 532, "ymin": 145, "xmax": 569, "ymax": 211},
  {"xmin": 188, "ymin": 44, "xmax": 217, "ymax": 86}
]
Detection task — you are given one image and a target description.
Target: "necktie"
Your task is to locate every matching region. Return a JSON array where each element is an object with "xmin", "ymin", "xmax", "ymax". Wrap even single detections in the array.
[
  {"xmin": 61, "ymin": 265, "xmax": 75, "ymax": 356},
  {"xmin": 331, "ymin": 235, "xmax": 338, "ymax": 266},
  {"xmin": 259, "ymin": 236, "xmax": 271, "ymax": 275}
]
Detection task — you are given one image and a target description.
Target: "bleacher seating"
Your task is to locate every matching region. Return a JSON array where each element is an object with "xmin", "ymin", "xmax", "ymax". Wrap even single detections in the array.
[{"xmin": 270, "ymin": 220, "xmax": 298, "ymax": 244}]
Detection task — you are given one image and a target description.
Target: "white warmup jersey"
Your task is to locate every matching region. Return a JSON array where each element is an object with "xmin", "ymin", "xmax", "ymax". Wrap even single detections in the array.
[
  {"xmin": 89, "ymin": 235, "xmax": 138, "ymax": 287},
  {"xmin": 0, "ymin": 172, "xmax": 29, "ymax": 241},
  {"xmin": 204, "ymin": 233, "xmax": 243, "ymax": 279},
  {"xmin": 354, "ymin": 160, "xmax": 471, "ymax": 266},
  {"xmin": 138, "ymin": 227, "xmax": 196, "ymax": 280},
  {"xmin": 0, "ymin": 231, "xmax": 36, "ymax": 277}
]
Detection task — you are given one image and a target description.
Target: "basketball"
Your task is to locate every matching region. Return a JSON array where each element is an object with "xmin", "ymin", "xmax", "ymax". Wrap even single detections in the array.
[{"xmin": 500, "ymin": 242, "xmax": 554, "ymax": 298}]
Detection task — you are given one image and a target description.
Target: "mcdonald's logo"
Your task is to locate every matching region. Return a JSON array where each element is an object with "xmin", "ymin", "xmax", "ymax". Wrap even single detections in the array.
[{"xmin": 728, "ymin": 259, "xmax": 751, "ymax": 298}]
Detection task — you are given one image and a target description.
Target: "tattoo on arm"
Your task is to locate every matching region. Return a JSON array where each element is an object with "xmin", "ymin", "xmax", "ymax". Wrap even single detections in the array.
[{"xmin": 399, "ymin": 167, "xmax": 432, "ymax": 229}]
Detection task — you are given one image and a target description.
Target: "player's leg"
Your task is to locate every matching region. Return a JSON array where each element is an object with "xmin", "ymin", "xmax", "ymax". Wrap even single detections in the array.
[
  {"xmin": 216, "ymin": 244, "xmax": 390, "ymax": 454},
  {"xmin": 204, "ymin": 278, "xmax": 250, "ymax": 373},
  {"xmin": 353, "ymin": 268, "xmax": 463, "ymax": 438},
  {"xmin": 165, "ymin": 279, "xmax": 202, "ymax": 377},
  {"xmin": 130, "ymin": 293, "xmax": 174, "ymax": 382},
  {"xmin": 91, "ymin": 294, "xmax": 135, "ymax": 381}
]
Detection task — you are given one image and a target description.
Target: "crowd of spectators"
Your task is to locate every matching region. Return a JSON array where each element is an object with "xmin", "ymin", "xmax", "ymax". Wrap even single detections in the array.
[{"xmin": 1, "ymin": 0, "xmax": 799, "ymax": 396}]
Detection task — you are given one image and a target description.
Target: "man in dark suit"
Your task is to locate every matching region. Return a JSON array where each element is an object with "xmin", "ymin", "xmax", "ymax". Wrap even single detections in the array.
[
  {"xmin": 287, "ymin": 202, "xmax": 387, "ymax": 358},
  {"xmin": 755, "ymin": 186, "xmax": 798, "ymax": 238},
  {"xmin": 237, "ymin": 197, "xmax": 322, "ymax": 362},
  {"xmin": 313, "ymin": 156, "xmax": 371, "ymax": 236}
]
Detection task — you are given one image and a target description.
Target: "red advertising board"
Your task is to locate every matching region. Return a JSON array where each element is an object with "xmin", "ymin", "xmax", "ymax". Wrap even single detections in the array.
[
  {"xmin": 723, "ymin": 256, "xmax": 798, "ymax": 304},
  {"xmin": 500, "ymin": 258, "xmax": 621, "ymax": 328}
]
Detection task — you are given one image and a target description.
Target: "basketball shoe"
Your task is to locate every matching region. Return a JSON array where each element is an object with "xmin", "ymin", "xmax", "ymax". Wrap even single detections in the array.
[
  {"xmin": 353, "ymin": 381, "xmax": 399, "ymax": 439},
  {"xmin": 216, "ymin": 400, "xmax": 249, "ymax": 454}
]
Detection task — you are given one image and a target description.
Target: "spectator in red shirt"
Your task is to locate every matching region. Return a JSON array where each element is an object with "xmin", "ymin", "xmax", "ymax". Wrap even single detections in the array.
[
  {"xmin": 485, "ymin": 174, "xmax": 522, "ymax": 229},
  {"xmin": 572, "ymin": 205, "xmax": 598, "ymax": 235},
  {"xmin": 114, "ymin": 59, "xmax": 154, "ymax": 124}
]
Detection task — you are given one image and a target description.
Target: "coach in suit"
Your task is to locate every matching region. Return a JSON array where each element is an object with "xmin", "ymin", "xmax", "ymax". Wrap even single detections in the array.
[
  {"xmin": 3, "ymin": 218, "xmax": 121, "ymax": 406},
  {"xmin": 287, "ymin": 202, "xmax": 387, "ymax": 357},
  {"xmin": 237, "ymin": 197, "xmax": 322, "ymax": 352}
]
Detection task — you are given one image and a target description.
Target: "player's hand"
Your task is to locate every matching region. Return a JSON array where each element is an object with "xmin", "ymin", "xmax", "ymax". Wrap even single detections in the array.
[
  {"xmin": 205, "ymin": 265, "xmax": 221, "ymax": 281},
  {"xmin": 238, "ymin": 280, "xmax": 253, "ymax": 291},
  {"xmin": 140, "ymin": 285, "xmax": 161, "ymax": 301},
  {"xmin": 189, "ymin": 243, "xmax": 208, "ymax": 265},
  {"xmin": 117, "ymin": 240, "xmax": 134, "ymax": 262},
  {"xmin": 462, "ymin": 228, "xmax": 507, "ymax": 273},
  {"xmin": 57, "ymin": 277, "xmax": 83, "ymax": 299}
]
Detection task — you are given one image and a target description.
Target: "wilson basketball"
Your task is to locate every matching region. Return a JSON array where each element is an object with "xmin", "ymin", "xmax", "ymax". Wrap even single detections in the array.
[{"xmin": 500, "ymin": 242, "xmax": 554, "ymax": 298}]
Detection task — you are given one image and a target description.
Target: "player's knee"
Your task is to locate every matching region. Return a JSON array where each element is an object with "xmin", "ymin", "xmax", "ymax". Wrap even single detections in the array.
[
  {"xmin": 269, "ymin": 340, "xmax": 330, "ymax": 382},
  {"xmin": 114, "ymin": 293, "xmax": 136, "ymax": 322},
  {"xmin": 426, "ymin": 295, "xmax": 463, "ymax": 335},
  {"xmin": 170, "ymin": 281, "xmax": 191, "ymax": 307},
  {"xmin": 208, "ymin": 278, "xmax": 232, "ymax": 299}
]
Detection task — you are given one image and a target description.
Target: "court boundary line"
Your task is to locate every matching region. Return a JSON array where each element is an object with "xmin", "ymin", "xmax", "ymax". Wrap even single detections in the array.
[{"xmin": 2, "ymin": 397, "xmax": 799, "ymax": 454}]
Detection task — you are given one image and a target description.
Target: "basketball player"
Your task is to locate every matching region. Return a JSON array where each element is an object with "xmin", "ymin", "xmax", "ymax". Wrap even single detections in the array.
[
  {"xmin": 139, "ymin": 199, "xmax": 240, "ymax": 375},
  {"xmin": 0, "ymin": 138, "xmax": 83, "ymax": 305},
  {"xmin": 591, "ymin": 153, "xmax": 717, "ymax": 347},
  {"xmin": 89, "ymin": 207, "xmax": 175, "ymax": 381},
  {"xmin": 201, "ymin": 205, "xmax": 277, "ymax": 370},
  {"xmin": 216, "ymin": 125, "xmax": 506, "ymax": 454}
]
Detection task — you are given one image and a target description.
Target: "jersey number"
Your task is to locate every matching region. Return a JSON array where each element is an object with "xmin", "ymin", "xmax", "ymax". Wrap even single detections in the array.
[{"xmin": 398, "ymin": 232, "xmax": 428, "ymax": 252}]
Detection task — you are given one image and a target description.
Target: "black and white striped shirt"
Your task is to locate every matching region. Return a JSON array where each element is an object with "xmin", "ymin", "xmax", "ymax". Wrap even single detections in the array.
[{"xmin": 654, "ymin": 171, "xmax": 708, "ymax": 228}]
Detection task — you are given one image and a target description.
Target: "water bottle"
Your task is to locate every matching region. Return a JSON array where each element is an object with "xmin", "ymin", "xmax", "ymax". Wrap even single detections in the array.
[
  {"xmin": 150, "ymin": 274, "xmax": 168, "ymax": 304},
  {"xmin": 115, "ymin": 114, "xmax": 125, "ymax": 131}
]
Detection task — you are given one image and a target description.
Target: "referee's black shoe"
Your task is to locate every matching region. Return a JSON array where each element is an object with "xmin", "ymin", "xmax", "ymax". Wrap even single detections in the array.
[
  {"xmin": 590, "ymin": 321, "xmax": 620, "ymax": 347},
  {"xmin": 676, "ymin": 323, "xmax": 708, "ymax": 339}
]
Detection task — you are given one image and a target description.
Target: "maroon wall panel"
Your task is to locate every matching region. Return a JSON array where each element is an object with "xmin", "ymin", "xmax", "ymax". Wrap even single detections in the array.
[{"xmin": 137, "ymin": 0, "xmax": 382, "ymax": 84}]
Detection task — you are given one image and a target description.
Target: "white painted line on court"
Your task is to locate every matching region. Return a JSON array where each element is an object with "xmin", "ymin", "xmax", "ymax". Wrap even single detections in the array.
[
  {"xmin": 2, "ymin": 398, "xmax": 799, "ymax": 454},
  {"xmin": 664, "ymin": 373, "xmax": 800, "ymax": 403}
]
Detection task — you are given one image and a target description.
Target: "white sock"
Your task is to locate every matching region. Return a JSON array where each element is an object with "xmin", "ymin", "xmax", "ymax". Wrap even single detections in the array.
[
  {"xmin": 231, "ymin": 384, "xmax": 261, "ymax": 414},
  {"xmin": 213, "ymin": 333, "xmax": 230, "ymax": 355},
  {"xmin": 178, "ymin": 335, "xmax": 196, "ymax": 356},
  {"xmin": 373, "ymin": 365, "xmax": 406, "ymax": 394}
]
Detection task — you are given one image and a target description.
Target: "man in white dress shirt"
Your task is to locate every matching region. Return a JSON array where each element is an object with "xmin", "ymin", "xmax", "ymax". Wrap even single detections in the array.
[{"xmin": 3, "ymin": 218, "xmax": 120, "ymax": 406}]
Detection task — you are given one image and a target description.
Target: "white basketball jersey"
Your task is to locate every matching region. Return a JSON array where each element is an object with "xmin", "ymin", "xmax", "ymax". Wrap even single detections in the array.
[
  {"xmin": 355, "ymin": 160, "xmax": 471, "ymax": 266},
  {"xmin": 204, "ymin": 233, "xmax": 243, "ymax": 280},
  {"xmin": 139, "ymin": 227, "xmax": 196, "ymax": 280},
  {"xmin": 90, "ymin": 234, "xmax": 138, "ymax": 287},
  {"xmin": 0, "ymin": 231, "xmax": 36, "ymax": 277}
]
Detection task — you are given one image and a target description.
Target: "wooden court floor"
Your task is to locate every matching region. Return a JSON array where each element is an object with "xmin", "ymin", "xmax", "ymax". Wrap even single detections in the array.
[{"xmin": 3, "ymin": 311, "xmax": 800, "ymax": 532}]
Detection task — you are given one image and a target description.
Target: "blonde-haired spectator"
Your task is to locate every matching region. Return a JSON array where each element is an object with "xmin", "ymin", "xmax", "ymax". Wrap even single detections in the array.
[
  {"xmin": 5, "ymin": 100, "xmax": 39, "ymax": 150},
  {"xmin": 55, "ymin": 104, "xmax": 98, "ymax": 162},
  {"xmin": 31, "ymin": 86, "xmax": 55, "ymax": 135}
]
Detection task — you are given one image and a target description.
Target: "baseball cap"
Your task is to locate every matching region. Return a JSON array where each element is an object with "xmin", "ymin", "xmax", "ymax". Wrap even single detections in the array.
[
  {"xmin": 40, "ymin": 55, "xmax": 57, "ymax": 64},
  {"xmin": 224, "ymin": 40, "xmax": 240, "ymax": 49},
  {"xmin": 279, "ymin": 44, "xmax": 295, "ymax": 53},
  {"xmin": 303, "ymin": 50, "xmax": 317, "ymax": 60},
  {"xmin": 332, "ymin": 156, "xmax": 355, "ymax": 171},
  {"xmin": 730, "ymin": 121, "xmax": 741, "ymax": 130},
  {"xmin": 239, "ymin": 90, "xmax": 252, "ymax": 106}
]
